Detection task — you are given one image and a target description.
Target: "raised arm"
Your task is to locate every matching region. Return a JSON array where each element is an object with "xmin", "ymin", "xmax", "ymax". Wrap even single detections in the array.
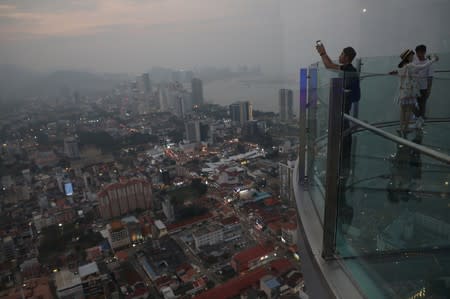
[
  {"xmin": 316, "ymin": 44, "xmax": 340, "ymax": 70},
  {"xmin": 407, "ymin": 56, "xmax": 438, "ymax": 72}
]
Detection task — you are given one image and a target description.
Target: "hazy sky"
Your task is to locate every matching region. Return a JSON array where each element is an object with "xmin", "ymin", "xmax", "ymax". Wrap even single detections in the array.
[{"xmin": 1, "ymin": 0, "xmax": 449, "ymax": 74}]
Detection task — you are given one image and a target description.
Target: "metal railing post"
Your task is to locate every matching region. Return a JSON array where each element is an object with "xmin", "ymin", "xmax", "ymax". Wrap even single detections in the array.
[
  {"xmin": 322, "ymin": 77, "xmax": 344, "ymax": 259},
  {"xmin": 298, "ymin": 68, "xmax": 308, "ymax": 184},
  {"xmin": 306, "ymin": 66, "xmax": 318, "ymax": 185}
]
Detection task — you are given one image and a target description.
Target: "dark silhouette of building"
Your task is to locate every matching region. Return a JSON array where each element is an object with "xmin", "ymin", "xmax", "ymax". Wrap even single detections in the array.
[
  {"xmin": 191, "ymin": 78, "xmax": 204, "ymax": 106},
  {"xmin": 279, "ymin": 89, "xmax": 293, "ymax": 122},
  {"xmin": 229, "ymin": 101, "xmax": 253, "ymax": 126}
]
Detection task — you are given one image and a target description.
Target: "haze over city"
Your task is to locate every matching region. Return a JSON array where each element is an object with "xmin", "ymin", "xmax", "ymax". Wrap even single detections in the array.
[
  {"xmin": 0, "ymin": 1, "xmax": 449, "ymax": 298},
  {"xmin": 1, "ymin": 0, "xmax": 448, "ymax": 74}
]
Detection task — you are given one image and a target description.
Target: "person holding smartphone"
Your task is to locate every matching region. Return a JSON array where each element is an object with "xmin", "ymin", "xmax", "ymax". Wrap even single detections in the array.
[
  {"xmin": 315, "ymin": 41, "xmax": 360, "ymax": 115},
  {"xmin": 315, "ymin": 41, "xmax": 360, "ymax": 179}
]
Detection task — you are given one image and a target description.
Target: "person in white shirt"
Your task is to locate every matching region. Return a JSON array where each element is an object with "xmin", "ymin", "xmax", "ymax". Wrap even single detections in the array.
[
  {"xmin": 413, "ymin": 44, "xmax": 434, "ymax": 127},
  {"xmin": 396, "ymin": 49, "xmax": 438, "ymax": 136}
]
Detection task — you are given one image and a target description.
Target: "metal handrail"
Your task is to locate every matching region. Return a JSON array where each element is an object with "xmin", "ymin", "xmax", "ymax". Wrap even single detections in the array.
[
  {"xmin": 360, "ymin": 69, "xmax": 450, "ymax": 80},
  {"xmin": 344, "ymin": 114, "xmax": 450, "ymax": 165}
]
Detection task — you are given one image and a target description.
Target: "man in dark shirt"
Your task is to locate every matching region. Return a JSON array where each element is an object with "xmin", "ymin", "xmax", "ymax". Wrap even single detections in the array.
[
  {"xmin": 315, "ymin": 43, "xmax": 360, "ymax": 231},
  {"xmin": 316, "ymin": 44, "xmax": 361, "ymax": 114}
]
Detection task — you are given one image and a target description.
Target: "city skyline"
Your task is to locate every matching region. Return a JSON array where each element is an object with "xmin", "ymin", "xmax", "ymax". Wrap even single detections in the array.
[{"xmin": 0, "ymin": 1, "xmax": 449, "ymax": 298}]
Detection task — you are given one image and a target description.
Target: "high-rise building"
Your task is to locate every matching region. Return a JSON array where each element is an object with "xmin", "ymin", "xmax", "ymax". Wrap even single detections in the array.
[
  {"xmin": 242, "ymin": 120, "xmax": 264, "ymax": 138},
  {"xmin": 229, "ymin": 103, "xmax": 241, "ymax": 125},
  {"xmin": 279, "ymin": 159, "xmax": 295, "ymax": 202},
  {"xmin": 229, "ymin": 101, "xmax": 253, "ymax": 126},
  {"xmin": 97, "ymin": 178, "xmax": 152, "ymax": 220},
  {"xmin": 199, "ymin": 122, "xmax": 210, "ymax": 142},
  {"xmin": 191, "ymin": 78, "xmax": 204, "ymax": 106},
  {"xmin": 141, "ymin": 73, "xmax": 152, "ymax": 94},
  {"xmin": 279, "ymin": 89, "xmax": 293, "ymax": 122},
  {"xmin": 64, "ymin": 137, "xmax": 79, "ymax": 158},
  {"xmin": 136, "ymin": 73, "xmax": 152, "ymax": 95},
  {"xmin": 185, "ymin": 120, "xmax": 210, "ymax": 143},
  {"xmin": 158, "ymin": 84, "xmax": 169, "ymax": 112},
  {"xmin": 185, "ymin": 120, "xmax": 201, "ymax": 143},
  {"xmin": 161, "ymin": 197, "xmax": 175, "ymax": 222}
]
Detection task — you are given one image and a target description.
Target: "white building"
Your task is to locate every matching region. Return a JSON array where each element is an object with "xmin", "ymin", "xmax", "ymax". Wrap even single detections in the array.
[
  {"xmin": 107, "ymin": 221, "xmax": 131, "ymax": 250},
  {"xmin": 281, "ymin": 222, "xmax": 299, "ymax": 246},
  {"xmin": 279, "ymin": 160, "xmax": 296, "ymax": 202},
  {"xmin": 79, "ymin": 262, "xmax": 106, "ymax": 297},
  {"xmin": 192, "ymin": 224, "xmax": 224, "ymax": 250},
  {"xmin": 55, "ymin": 270, "xmax": 84, "ymax": 299},
  {"xmin": 161, "ymin": 198, "xmax": 175, "ymax": 222},
  {"xmin": 153, "ymin": 220, "xmax": 168, "ymax": 238}
]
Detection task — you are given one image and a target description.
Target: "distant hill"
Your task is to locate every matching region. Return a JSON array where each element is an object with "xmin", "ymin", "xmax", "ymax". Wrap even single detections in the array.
[{"xmin": 0, "ymin": 64, "xmax": 129, "ymax": 100}]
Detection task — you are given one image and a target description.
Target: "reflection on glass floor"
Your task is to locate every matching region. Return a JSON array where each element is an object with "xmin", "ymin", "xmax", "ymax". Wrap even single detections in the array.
[{"xmin": 335, "ymin": 121, "xmax": 450, "ymax": 298}]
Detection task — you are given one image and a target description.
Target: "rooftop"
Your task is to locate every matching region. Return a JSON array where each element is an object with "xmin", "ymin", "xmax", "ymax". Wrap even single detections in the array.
[
  {"xmin": 193, "ymin": 258, "xmax": 293, "ymax": 299},
  {"xmin": 261, "ymin": 275, "xmax": 280, "ymax": 289},
  {"xmin": 78, "ymin": 262, "xmax": 99, "ymax": 278},
  {"xmin": 154, "ymin": 219, "xmax": 167, "ymax": 230},
  {"xmin": 232, "ymin": 244, "xmax": 274, "ymax": 265},
  {"xmin": 110, "ymin": 220, "xmax": 124, "ymax": 231},
  {"xmin": 55, "ymin": 270, "xmax": 82, "ymax": 291}
]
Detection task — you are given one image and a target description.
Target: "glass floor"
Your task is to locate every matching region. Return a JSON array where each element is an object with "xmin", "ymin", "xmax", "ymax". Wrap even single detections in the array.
[{"xmin": 336, "ymin": 121, "xmax": 450, "ymax": 298}]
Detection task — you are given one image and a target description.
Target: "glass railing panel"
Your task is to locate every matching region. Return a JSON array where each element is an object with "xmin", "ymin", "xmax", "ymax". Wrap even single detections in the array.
[
  {"xmin": 308, "ymin": 66, "xmax": 361, "ymax": 223},
  {"xmin": 336, "ymin": 128, "xmax": 450, "ymax": 258},
  {"xmin": 358, "ymin": 52, "xmax": 450, "ymax": 123},
  {"xmin": 309, "ymin": 66, "xmax": 332, "ymax": 189},
  {"xmin": 305, "ymin": 65, "xmax": 342, "ymax": 222},
  {"xmin": 302, "ymin": 53, "xmax": 450, "ymax": 299}
]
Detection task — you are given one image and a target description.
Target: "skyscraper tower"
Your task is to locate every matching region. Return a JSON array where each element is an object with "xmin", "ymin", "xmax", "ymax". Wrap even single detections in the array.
[
  {"xmin": 158, "ymin": 85, "xmax": 169, "ymax": 112},
  {"xmin": 229, "ymin": 101, "xmax": 253, "ymax": 126},
  {"xmin": 279, "ymin": 89, "xmax": 294, "ymax": 122},
  {"xmin": 191, "ymin": 78, "xmax": 204, "ymax": 106},
  {"xmin": 185, "ymin": 120, "xmax": 201, "ymax": 143},
  {"xmin": 141, "ymin": 73, "xmax": 152, "ymax": 94}
]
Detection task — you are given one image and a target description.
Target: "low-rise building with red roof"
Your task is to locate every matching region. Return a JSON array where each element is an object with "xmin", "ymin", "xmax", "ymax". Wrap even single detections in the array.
[
  {"xmin": 166, "ymin": 212, "xmax": 213, "ymax": 233},
  {"xmin": 1, "ymin": 277, "xmax": 54, "ymax": 299},
  {"xmin": 193, "ymin": 258, "xmax": 294, "ymax": 299},
  {"xmin": 230, "ymin": 244, "xmax": 275, "ymax": 273}
]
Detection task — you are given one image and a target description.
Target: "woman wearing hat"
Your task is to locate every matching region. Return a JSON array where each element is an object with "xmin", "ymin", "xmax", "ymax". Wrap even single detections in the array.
[{"xmin": 396, "ymin": 49, "xmax": 438, "ymax": 136}]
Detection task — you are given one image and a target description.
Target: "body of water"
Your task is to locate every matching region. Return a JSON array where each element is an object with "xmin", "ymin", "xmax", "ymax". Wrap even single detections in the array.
[{"xmin": 203, "ymin": 74, "xmax": 299, "ymax": 113}]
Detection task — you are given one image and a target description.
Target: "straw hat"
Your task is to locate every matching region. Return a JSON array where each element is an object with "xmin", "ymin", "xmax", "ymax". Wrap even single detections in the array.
[{"xmin": 400, "ymin": 49, "xmax": 414, "ymax": 62}]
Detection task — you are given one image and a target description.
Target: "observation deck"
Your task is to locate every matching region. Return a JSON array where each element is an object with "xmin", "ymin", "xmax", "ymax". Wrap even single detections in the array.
[{"xmin": 294, "ymin": 53, "xmax": 450, "ymax": 298}]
